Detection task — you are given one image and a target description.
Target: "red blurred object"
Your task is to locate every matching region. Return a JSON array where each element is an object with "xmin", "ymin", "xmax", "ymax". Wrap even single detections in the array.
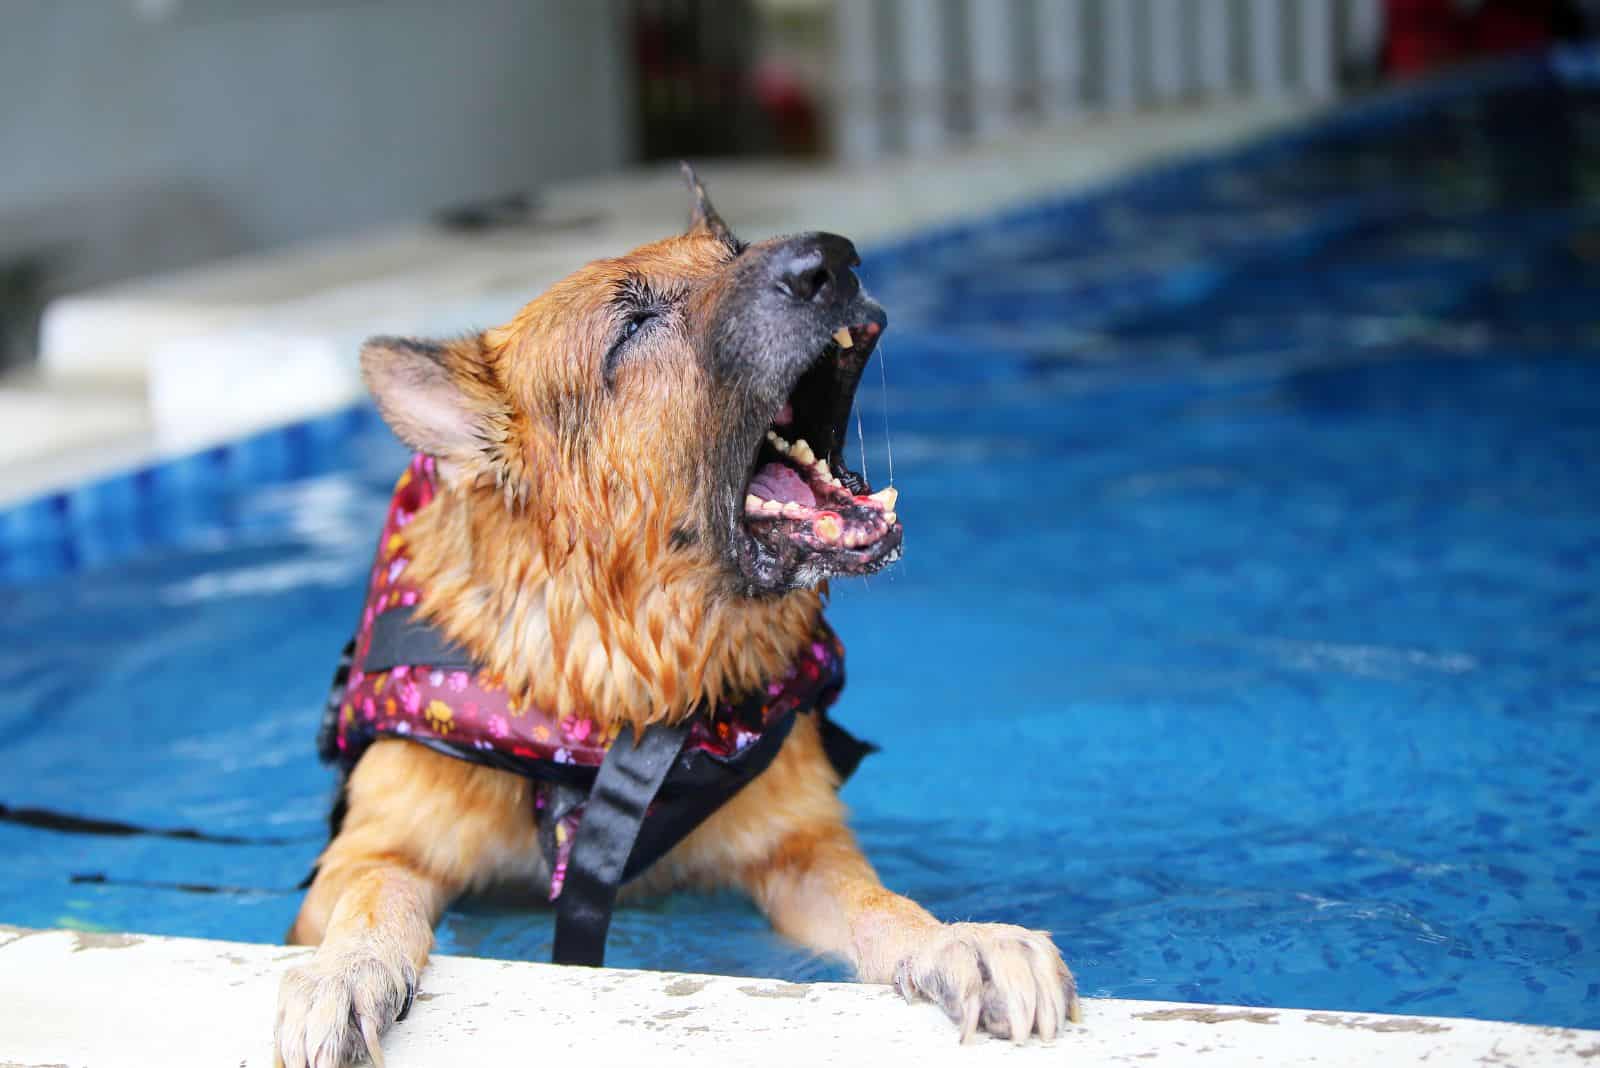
[
  {"xmin": 1384, "ymin": 0, "xmax": 1557, "ymax": 77},
  {"xmin": 752, "ymin": 60, "xmax": 821, "ymax": 156}
]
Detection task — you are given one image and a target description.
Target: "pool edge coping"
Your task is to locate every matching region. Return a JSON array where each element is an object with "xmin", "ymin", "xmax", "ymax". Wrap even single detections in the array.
[{"xmin": 2, "ymin": 925, "xmax": 1596, "ymax": 1066}]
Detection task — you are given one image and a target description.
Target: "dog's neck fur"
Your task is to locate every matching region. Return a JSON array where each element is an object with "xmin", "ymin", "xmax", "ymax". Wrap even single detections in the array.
[{"xmin": 400, "ymin": 474, "xmax": 823, "ymax": 733}]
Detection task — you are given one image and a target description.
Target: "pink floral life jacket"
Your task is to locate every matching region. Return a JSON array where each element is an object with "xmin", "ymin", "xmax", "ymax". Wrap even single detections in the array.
[{"xmin": 318, "ymin": 454, "xmax": 868, "ymax": 902}]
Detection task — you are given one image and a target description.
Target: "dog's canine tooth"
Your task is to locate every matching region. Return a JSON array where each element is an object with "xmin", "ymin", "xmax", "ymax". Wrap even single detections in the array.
[
  {"xmin": 813, "ymin": 513, "xmax": 843, "ymax": 543},
  {"xmin": 833, "ymin": 326, "xmax": 854, "ymax": 349},
  {"xmin": 790, "ymin": 439, "xmax": 816, "ymax": 465},
  {"xmin": 868, "ymin": 486, "xmax": 898, "ymax": 510}
]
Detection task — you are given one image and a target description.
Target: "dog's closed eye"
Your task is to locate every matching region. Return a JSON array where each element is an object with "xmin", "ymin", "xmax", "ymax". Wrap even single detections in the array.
[
  {"xmin": 603, "ymin": 271, "xmax": 681, "ymax": 384},
  {"xmin": 604, "ymin": 310, "xmax": 659, "ymax": 383}
]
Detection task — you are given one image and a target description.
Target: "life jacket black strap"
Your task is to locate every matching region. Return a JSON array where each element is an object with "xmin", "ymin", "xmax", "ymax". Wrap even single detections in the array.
[
  {"xmin": 819, "ymin": 714, "xmax": 879, "ymax": 782},
  {"xmin": 362, "ymin": 607, "xmax": 474, "ymax": 672},
  {"xmin": 552, "ymin": 719, "xmax": 693, "ymax": 967},
  {"xmin": 316, "ymin": 638, "xmax": 356, "ymax": 765}
]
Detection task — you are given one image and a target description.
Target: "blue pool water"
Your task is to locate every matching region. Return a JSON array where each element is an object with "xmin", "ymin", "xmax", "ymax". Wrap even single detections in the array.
[{"xmin": 3, "ymin": 56, "xmax": 1598, "ymax": 1028}]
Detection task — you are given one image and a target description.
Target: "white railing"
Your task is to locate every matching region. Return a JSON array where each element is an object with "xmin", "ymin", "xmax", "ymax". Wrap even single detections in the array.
[{"xmin": 835, "ymin": 0, "xmax": 1385, "ymax": 160}]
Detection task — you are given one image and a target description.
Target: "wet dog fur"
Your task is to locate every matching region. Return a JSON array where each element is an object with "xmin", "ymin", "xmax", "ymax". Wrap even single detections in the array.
[{"xmin": 274, "ymin": 170, "xmax": 1077, "ymax": 1068}]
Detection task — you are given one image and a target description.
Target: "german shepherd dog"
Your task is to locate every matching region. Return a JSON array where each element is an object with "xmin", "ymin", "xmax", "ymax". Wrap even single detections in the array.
[{"xmin": 274, "ymin": 169, "xmax": 1077, "ymax": 1068}]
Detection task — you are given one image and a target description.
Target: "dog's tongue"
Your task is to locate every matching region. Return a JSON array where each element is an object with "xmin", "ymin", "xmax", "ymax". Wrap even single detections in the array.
[{"xmin": 749, "ymin": 462, "xmax": 816, "ymax": 507}]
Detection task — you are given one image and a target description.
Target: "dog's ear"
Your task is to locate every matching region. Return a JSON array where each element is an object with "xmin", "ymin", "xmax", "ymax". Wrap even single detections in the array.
[
  {"xmin": 679, "ymin": 160, "xmax": 732, "ymax": 243},
  {"xmin": 360, "ymin": 335, "xmax": 489, "ymax": 465}
]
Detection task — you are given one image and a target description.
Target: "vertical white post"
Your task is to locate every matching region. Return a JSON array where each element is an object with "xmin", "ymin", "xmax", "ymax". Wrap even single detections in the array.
[
  {"xmin": 1036, "ymin": 0, "xmax": 1084, "ymax": 122},
  {"xmin": 1148, "ymin": 0, "xmax": 1187, "ymax": 102},
  {"xmin": 1298, "ymin": 0, "xmax": 1336, "ymax": 98},
  {"xmin": 1198, "ymin": 0, "xmax": 1232, "ymax": 96},
  {"xmin": 896, "ymin": 0, "xmax": 949, "ymax": 153},
  {"xmin": 1102, "ymin": 0, "xmax": 1139, "ymax": 111},
  {"xmin": 1341, "ymin": 0, "xmax": 1386, "ymax": 78},
  {"xmin": 969, "ymin": 0, "xmax": 1020, "ymax": 139},
  {"xmin": 837, "ymin": 0, "xmax": 884, "ymax": 161},
  {"xmin": 1249, "ymin": 0, "xmax": 1284, "ymax": 98}
]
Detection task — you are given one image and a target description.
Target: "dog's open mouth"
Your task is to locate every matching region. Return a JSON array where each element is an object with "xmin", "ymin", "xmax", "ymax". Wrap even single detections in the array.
[{"xmin": 738, "ymin": 320, "xmax": 902, "ymax": 586}]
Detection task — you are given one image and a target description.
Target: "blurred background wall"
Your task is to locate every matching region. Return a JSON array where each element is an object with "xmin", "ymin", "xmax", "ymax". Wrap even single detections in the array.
[
  {"xmin": 4, "ymin": 0, "xmax": 1597, "ymax": 376},
  {"xmin": 0, "ymin": 0, "xmax": 634, "ymax": 360}
]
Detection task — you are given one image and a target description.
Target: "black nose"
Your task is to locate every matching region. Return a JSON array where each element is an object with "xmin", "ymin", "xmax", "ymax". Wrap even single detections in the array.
[{"xmin": 775, "ymin": 233, "xmax": 861, "ymax": 304}]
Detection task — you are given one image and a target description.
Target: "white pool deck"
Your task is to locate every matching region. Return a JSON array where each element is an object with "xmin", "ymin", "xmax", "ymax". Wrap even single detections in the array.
[
  {"xmin": 8, "ymin": 97, "xmax": 1599, "ymax": 1066},
  {"xmin": 2, "ymin": 925, "xmax": 1596, "ymax": 1067}
]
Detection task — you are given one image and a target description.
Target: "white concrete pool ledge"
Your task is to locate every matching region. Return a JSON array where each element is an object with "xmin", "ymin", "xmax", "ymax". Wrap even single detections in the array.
[{"xmin": 1, "ymin": 926, "xmax": 1594, "ymax": 1067}]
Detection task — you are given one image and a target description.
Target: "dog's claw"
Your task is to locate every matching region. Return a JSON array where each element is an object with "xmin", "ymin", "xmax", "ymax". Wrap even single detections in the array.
[
  {"xmin": 395, "ymin": 975, "xmax": 417, "ymax": 1023},
  {"xmin": 892, "ymin": 959, "xmax": 914, "ymax": 1003},
  {"xmin": 358, "ymin": 1014, "xmax": 386, "ymax": 1068},
  {"xmin": 959, "ymin": 989, "xmax": 981, "ymax": 1043}
]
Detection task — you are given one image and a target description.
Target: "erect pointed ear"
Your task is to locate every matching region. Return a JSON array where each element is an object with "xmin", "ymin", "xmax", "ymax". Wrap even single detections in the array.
[
  {"xmin": 680, "ymin": 160, "xmax": 734, "ymax": 244},
  {"xmin": 360, "ymin": 335, "xmax": 489, "ymax": 465}
]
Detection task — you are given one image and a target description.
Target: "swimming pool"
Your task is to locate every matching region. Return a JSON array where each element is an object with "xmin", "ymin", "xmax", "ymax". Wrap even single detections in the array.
[{"xmin": 3, "ymin": 53, "xmax": 1597, "ymax": 1030}]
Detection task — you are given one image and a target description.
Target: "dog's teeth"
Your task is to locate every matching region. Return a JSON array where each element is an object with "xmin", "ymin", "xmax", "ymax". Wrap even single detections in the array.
[
  {"xmin": 868, "ymin": 486, "xmax": 899, "ymax": 510},
  {"xmin": 833, "ymin": 327, "xmax": 854, "ymax": 349},
  {"xmin": 882, "ymin": 511, "xmax": 897, "ymax": 525},
  {"xmin": 790, "ymin": 439, "xmax": 816, "ymax": 465},
  {"xmin": 761, "ymin": 499, "xmax": 784, "ymax": 516},
  {"xmin": 744, "ymin": 494, "xmax": 765, "ymax": 514},
  {"xmin": 767, "ymin": 430, "xmax": 789, "ymax": 452},
  {"xmin": 813, "ymin": 513, "xmax": 842, "ymax": 543},
  {"xmin": 781, "ymin": 501, "xmax": 810, "ymax": 519}
]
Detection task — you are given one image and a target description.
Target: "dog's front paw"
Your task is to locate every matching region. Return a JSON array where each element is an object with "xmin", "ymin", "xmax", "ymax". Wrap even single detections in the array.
[
  {"xmin": 892, "ymin": 922, "xmax": 1078, "ymax": 1043},
  {"xmin": 274, "ymin": 939, "xmax": 417, "ymax": 1068}
]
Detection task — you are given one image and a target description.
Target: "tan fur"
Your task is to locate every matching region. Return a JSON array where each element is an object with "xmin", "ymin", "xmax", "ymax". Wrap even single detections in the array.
[
  {"xmin": 386, "ymin": 233, "xmax": 823, "ymax": 732},
  {"xmin": 276, "ymin": 219, "xmax": 1075, "ymax": 1068}
]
